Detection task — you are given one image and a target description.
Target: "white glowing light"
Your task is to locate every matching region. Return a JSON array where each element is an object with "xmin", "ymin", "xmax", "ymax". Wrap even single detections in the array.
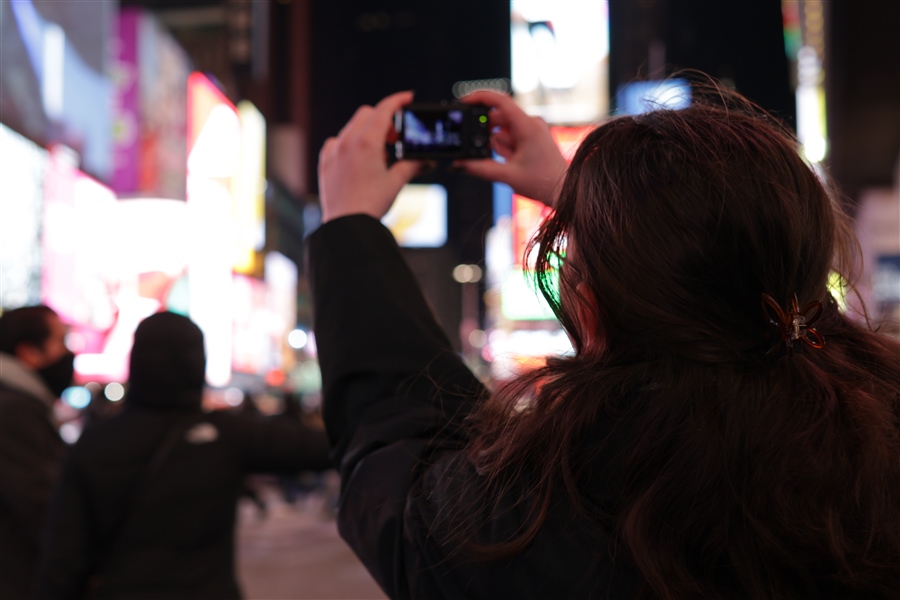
[
  {"xmin": 223, "ymin": 386, "xmax": 244, "ymax": 407},
  {"xmin": 0, "ymin": 125, "xmax": 46, "ymax": 308},
  {"xmin": 235, "ymin": 101, "xmax": 267, "ymax": 260},
  {"xmin": 42, "ymin": 24, "xmax": 65, "ymax": 120},
  {"xmin": 803, "ymin": 136, "xmax": 828, "ymax": 164},
  {"xmin": 510, "ymin": 0, "xmax": 608, "ymax": 122},
  {"xmin": 288, "ymin": 329, "xmax": 308, "ymax": 350},
  {"xmin": 60, "ymin": 422, "xmax": 82, "ymax": 444},
  {"xmin": 65, "ymin": 332, "xmax": 86, "ymax": 353},
  {"xmin": 104, "ymin": 382, "xmax": 125, "ymax": 401},
  {"xmin": 68, "ymin": 198, "xmax": 187, "ymax": 383},
  {"xmin": 453, "ymin": 264, "xmax": 483, "ymax": 284},
  {"xmin": 381, "ymin": 184, "xmax": 447, "ymax": 248},
  {"xmin": 187, "ymin": 104, "xmax": 241, "ymax": 178},
  {"xmin": 795, "ymin": 46, "xmax": 827, "ymax": 165},
  {"xmin": 186, "ymin": 181, "xmax": 235, "ymax": 388}
]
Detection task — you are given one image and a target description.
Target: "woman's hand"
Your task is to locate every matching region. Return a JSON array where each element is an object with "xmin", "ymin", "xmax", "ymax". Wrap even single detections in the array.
[
  {"xmin": 318, "ymin": 91, "xmax": 423, "ymax": 223},
  {"xmin": 454, "ymin": 90, "xmax": 567, "ymax": 207}
]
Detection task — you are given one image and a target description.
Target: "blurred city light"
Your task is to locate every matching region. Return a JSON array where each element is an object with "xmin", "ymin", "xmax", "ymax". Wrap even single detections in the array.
[
  {"xmin": 287, "ymin": 328, "xmax": 308, "ymax": 350},
  {"xmin": 453, "ymin": 264, "xmax": 483, "ymax": 284},
  {"xmin": 382, "ymin": 184, "xmax": 447, "ymax": 248},
  {"xmin": 468, "ymin": 329, "xmax": 488, "ymax": 349},
  {"xmin": 104, "ymin": 382, "xmax": 125, "ymax": 401},
  {"xmin": 223, "ymin": 386, "xmax": 243, "ymax": 407},
  {"xmin": 59, "ymin": 422, "xmax": 82, "ymax": 444},
  {"xmin": 62, "ymin": 386, "xmax": 92, "ymax": 409},
  {"xmin": 451, "ymin": 77, "xmax": 510, "ymax": 98}
]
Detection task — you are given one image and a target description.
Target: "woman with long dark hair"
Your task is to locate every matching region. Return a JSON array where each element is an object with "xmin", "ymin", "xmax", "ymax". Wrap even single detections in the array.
[{"xmin": 309, "ymin": 83, "xmax": 900, "ymax": 599}]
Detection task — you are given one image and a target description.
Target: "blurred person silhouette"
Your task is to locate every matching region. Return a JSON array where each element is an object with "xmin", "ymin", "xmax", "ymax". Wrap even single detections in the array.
[
  {"xmin": 276, "ymin": 390, "xmax": 327, "ymax": 506},
  {"xmin": 235, "ymin": 391, "xmax": 268, "ymax": 520},
  {"xmin": 309, "ymin": 83, "xmax": 900, "ymax": 598},
  {"xmin": 0, "ymin": 305, "xmax": 73, "ymax": 599},
  {"xmin": 38, "ymin": 311, "xmax": 331, "ymax": 599},
  {"xmin": 237, "ymin": 390, "xmax": 262, "ymax": 416}
]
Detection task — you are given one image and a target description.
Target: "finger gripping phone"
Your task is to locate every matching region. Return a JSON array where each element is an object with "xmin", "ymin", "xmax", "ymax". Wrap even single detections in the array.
[{"xmin": 394, "ymin": 103, "xmax": 491, "ymax": 160}]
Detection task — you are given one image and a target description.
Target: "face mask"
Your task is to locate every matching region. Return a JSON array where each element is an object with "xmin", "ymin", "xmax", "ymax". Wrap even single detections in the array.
[{"xmin": 37, "ymin": 351, "xmax": 75, "ymax": 397}]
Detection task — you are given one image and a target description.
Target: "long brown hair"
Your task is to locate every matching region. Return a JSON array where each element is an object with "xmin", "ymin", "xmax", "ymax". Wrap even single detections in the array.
[{"xmin": 462, "ymin": 89, "xmax": 900, "ymax": 598}]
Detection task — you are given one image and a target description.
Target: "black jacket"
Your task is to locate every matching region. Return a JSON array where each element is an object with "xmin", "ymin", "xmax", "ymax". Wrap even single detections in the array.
[
  {"xmin": 308, "ymin": 215, "xmax": 642, "ymax": 599},
  {"xmin": 0, "ymin": 354, "xmax": 66, "ymax": 600},
  {"xmin": 38, "ymin": 397, "xmax": 331, "ymax": 599}
]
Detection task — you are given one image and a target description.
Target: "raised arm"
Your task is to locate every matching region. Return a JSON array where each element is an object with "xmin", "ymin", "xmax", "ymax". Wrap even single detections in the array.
[{"xmin": 311, "ymin": 92, "xmax": 487, "ymax": 597}]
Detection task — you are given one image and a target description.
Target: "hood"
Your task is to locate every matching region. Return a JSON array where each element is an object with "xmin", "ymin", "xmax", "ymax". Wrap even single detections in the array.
[
  {"xmin": 0, "ymin": 352, "xmax": 57, "ymax": 408},
  {"xmin": 127, "ymin": 312, "xmax": 206, "ymax": 411}
]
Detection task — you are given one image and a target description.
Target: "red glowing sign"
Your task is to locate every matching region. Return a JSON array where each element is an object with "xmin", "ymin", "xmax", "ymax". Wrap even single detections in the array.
[{"xmin": 511, "ymin": 125, "xmax": 592, "ymax": 267}]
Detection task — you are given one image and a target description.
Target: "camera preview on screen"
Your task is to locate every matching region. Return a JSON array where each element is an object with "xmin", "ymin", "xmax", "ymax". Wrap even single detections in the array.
[{"xmin": 393, "ymin": 103, "xmax": 492, "ymax": 160}]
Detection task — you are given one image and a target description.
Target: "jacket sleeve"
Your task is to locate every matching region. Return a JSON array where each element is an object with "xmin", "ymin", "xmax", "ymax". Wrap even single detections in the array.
[
  {"xmin": 233, "ymin": 413, "xmax": 333, "ymax": 474},
  {"xmin": 0, "ymin": 392, "xmax": 64, "ymax": 553},
  {"xmin": 307, "ymin": 215, "xmax": 487, "ymax": 597}
]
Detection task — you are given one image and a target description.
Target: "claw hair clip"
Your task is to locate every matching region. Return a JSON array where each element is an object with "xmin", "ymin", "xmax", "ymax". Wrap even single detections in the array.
[{"xmin": 761, "ymin": 293, "xmax": 825, "ymax": 357}]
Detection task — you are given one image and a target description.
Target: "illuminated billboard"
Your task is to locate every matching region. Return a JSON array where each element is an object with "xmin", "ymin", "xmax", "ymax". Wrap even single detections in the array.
[
  {"xmin": 382, "ymin": 184, "xmax": 448, "ymax": 248},
  {"xmin": 0, "ymin": 124, "xmax": 47, "ymax": 309},
  {"xmin": 187, "ymin": 72, "xmax": 240, "ymax": 386},
  {"xmin": 40, "ymin": 149, "xmax": 120, "ymax": 379},
  {"xmin": 0, "ymin": 0, "xmax": 114, "ymax": 179},
  {"xmin": 112, "ymin": 8, "xmax": 189, "ymax": 199},
  {"xmin": 265, "ymin": 252, "xmax": 299, "ymax": 376},
  {"xmin": 66, "ymin": 199, "xmax": 192, "ymax": 383},
  {"xmin": 782, "ymin": 0, "xmax": 828, "ymax": 164},
  {"xmin": 188, "ymin": 73, "xmax": 240, "ymax": 179},
  {"xmin": 233, "ymin": 100, "xmax": 267, "ymax": 273},
  {"xmin": 511, "ymin": 0, "xmax": 609, "ymax": 124},
  {"xmin": 232, "ymin": 275, "xmax": 270, "ymax": 375}
]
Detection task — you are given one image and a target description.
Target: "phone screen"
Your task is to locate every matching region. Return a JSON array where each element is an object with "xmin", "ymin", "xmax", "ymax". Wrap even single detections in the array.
[{"xmin": 402, "ymin": 108, "xmax": 464, "ymax": 153}]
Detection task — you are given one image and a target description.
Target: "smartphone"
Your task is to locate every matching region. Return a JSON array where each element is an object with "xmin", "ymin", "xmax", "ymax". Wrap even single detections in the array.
[{"xmin": 394, "ymin": 103, "xmax": 491, "ymax": 160}]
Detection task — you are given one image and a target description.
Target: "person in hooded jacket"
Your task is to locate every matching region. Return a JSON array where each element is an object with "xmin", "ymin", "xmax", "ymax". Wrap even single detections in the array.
[
  {"xmin": 0, "ymin": 305, "xmax": 73, "ymax": 599},
  {"xmin": 310, "ymin": 87, "xmax": 900, "ymax": 599},
  {"xmin": 37, "ymin": 311, "xmax": 332, "ymax": 599}
]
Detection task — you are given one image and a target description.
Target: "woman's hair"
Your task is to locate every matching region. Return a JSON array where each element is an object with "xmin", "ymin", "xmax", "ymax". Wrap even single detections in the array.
[{"xmin": 462, "ymin": 88, "xmax": 900, "ymax": 598}]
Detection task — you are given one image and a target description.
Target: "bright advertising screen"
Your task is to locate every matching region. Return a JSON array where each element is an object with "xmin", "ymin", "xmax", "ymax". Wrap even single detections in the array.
[
  {"xmin": 232, "ymin": 274, "xmax": 273, "ymax": 375},
  {"xmin": 0, "ymin": 0, "xmax": 113, "ymax": 179},
  {"xmin": 0, "ymin": 124, "xmax": 48, "ymax": 309},
  {"xmin": 382, "ymin": 184, "xmax": 448, "ymax": 248},
  {"xmin": 233, "ymin": 100, "xmax": 267, "ymax": 273},
  {"xmin": 187, "ymin": 72, "xmax": 241, "ymax": 387},
  {"xmin": 112, "ymin": 8, "xmax": 189, "ymax": 200},
  {"xmin": 66, "ymin": 198, "xmax": 192, "ymax": 381},
  {"xmin": 511, "ymin": 0, "xmax": 609, "ymax": 125},
  {"xmin": 40, "ymin": 149, "xmax": 121, "ymax": 380},
  {"xmin": 265, "ymin": 251, "xmax": 298, "ymax": 377}
]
